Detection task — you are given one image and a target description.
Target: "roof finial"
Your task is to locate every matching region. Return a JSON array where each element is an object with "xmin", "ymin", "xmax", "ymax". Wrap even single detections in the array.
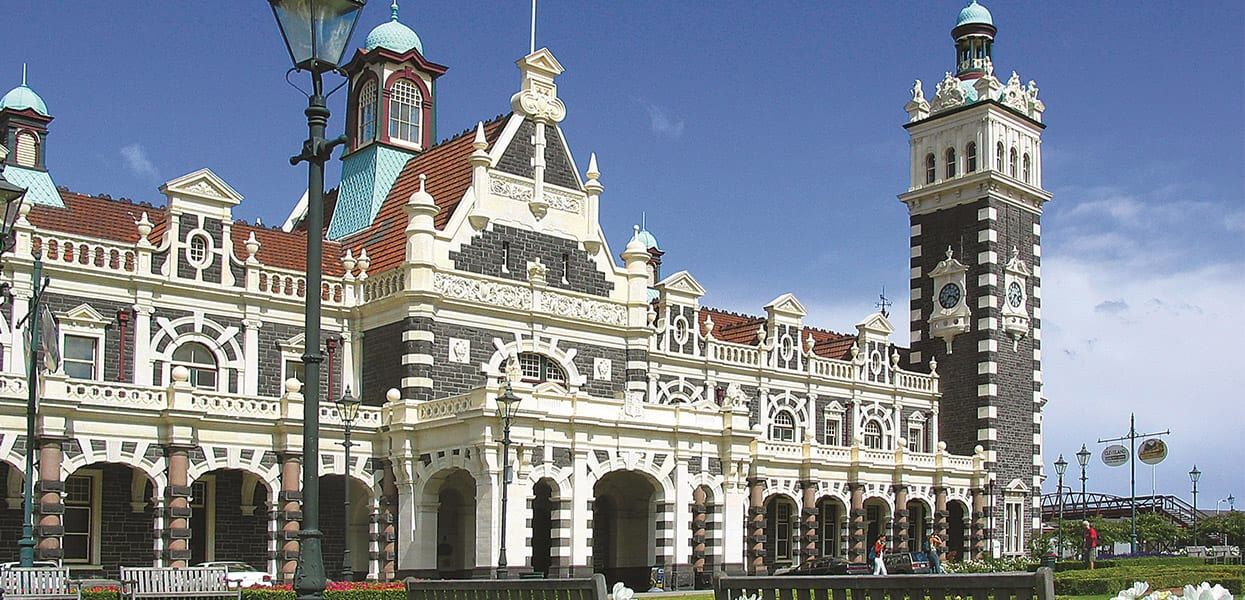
[
  {"xmin": 641, "ymin": 211, "xmax": 647, "ymax": 231},
  {"xmin": 390, "ymin": 0, "xmax": 400, "ymax": 21},
  {"xmin": 529, "ymin": 0, "xmax": 537, "ymax": 55},
  {"xmin": 21, "ymin": 64, "xmax": 27, "ymax": 86}
]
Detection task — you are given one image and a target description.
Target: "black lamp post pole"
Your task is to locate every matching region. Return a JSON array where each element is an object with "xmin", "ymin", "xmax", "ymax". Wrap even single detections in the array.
[
  {"xmin": 1078, "ymin": 445, "xmax": 1089, "ymax": 521},
  {"xmin": 291, "ymin": 68, "xmax": 346, "ymax": 600},
  {"xmin": 341, "ymin": 415, "xmax": 354, "ymax": 582},
  {"xmin": 18, "ymin": 251, "xmax": 44, "ymax": 567},
  {"xmin": 1190, "ymin": 466, "xmax": 1200, "ymax": 547},
  {"xmin": 498, "ymin": 410, "xmax": 512, "ymax": 579}
]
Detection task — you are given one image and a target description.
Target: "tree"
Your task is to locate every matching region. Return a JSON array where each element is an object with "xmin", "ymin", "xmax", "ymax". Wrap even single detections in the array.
[
  {"xmin": 1135, "ymin": 512, "xmax": 1181, "ymax": 552},
  {"xmin": 1198, "ymin": 512, "xmax": 1245, "ymax": 547}
]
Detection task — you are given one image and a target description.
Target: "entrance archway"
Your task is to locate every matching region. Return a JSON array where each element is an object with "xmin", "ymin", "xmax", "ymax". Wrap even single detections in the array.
[
  {"xmin": 531, "ymin": 479, "xmax": 554, "ymax": 576},
  {"xmin": 434, "ymin": 470, "xmax": 477, "ymax": 578},
  {"xmin": 764, "ymin": 495, "xmax": 799, "ymax": 569},
  {"xmin": 907, "ymin": 500, "xmax": 929, "ymax": 552},
  {"xmin": 66, "ymin": 463, "xmax": 157, "ymax": 574},
  {"xmin": 817, "ymin": 497, "xmax": 846, "ymax": 557},
  {"xmin": 863, "ymin": 497, "xmax": 891, "ymax": 549},
  {"xmin": 189, "ymin": 469, "xmax": 269, "ymax": 569},
  {"xmin": 320, "ymin": 473, "xmax": 369, "ymax": 580},
  {"xmin": 592, "ymin": 471, "xmax": 656, "ymax": 590},
  {"xmin": 947, "ymin": 500, "xmax": 967, "ymax": 561}
]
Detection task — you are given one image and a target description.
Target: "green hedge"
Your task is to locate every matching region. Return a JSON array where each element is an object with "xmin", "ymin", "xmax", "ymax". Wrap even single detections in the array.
[
  {"xmin": 1054, "ymin": 564, "xmax": 1245, "ymax": 596},
  {"xmin": 79, "ymin": 585, "xmax": 408, "ymax": 600}
]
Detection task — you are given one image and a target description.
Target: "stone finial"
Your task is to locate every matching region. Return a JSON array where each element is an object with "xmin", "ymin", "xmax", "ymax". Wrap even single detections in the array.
[
  {"xmin": 285, "ymin": 377, "xmax": 303, "ymax": 395},
  {"xmin": 929, "ymin": 356, "xmax": 939, "ymax": 376},
  {"xmin": 806, "ymin": 333, "xmax": 816, "ymax": 355},
  {"xmin": 756, "ymin": 325, "xmax": 767, "ymax": 344},
  {"xmin": 135, "ymin": 211, "xmax": 153, "ymax": 245},
  {"xmin": 386, "ymin": 388, "xmax": 401, "ymax": 403},
  {"xmin": 341, "ymin": 249, "xmax": 357, "ymax": 276},
  {"xmin": 587, "ymin": 153, "xmax": 600, "ymax": 181},
  {"xmin": 356, "ymin": 248, "xmax": 371, "ymax": 276},
  {"xmin": 890, "ymin": 349, "xmax": 900, "ymax": 367},
  {"xmin": 703, "ymin": 315, "xmax": 715, "ymax": 338},
  {"xmin": 469, "ymin": 122, "xmax": 490, "ymax": 166},
  {"xmin": 527, "ymin": 257, "xmax": 548, "ymax": 286},
  {"xmin": 646, "ymin": 304, "xmax": 657, "ymax": 328},
  {"xmin": 171, "ymin": 365, "xmax": 190, "ymax": 384},
  {"xmin": 622, "ymin": 224, "xmax": 648, "ymax": 261},
  {"xmin": 244, "ymin": 232, "xmax": 261, "ymax": 263},
  {"xmin": 409, "ymin": 174, "xmax": 436, "ymax": 208},
  {"xmin": 938, "ymin": 440, "xmax": 948, "ymax": 453}
]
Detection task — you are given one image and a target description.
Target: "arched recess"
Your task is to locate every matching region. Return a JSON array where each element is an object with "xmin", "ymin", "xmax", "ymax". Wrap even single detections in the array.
[
  {"xmin": 62, "ymin": 461, "xmax": 159, "ymax": 572},
  {"xmin": 862, "ymin": 495, "xmax": 894, "ymax": 550},
  {"xmin": 149, "ymin": 314, "xmax": 245, "ymax": 392},
  {"xmin": 817, "ymin": 495, "xmax": 849, "ymax": 558},
  {"xmin": 420, "ymin": 468, "xmax": 477, "ymax": 578},
  {"xmin": 858, "ymin": 403, "xmax": 894, "ymax": 450},
  {"xmin": 946, "ymin": 499, "xmax": 969, "ymax": 561},
  {"xmin": 592, "ymin": 470, "xmax": 661, "ymax": 590},
  {"xmin": 765, "ymin": 390, "xmax": 809, "ymax": 443},
  {"xmin": 906, "ymin": 497, "xmax": 935, "ymax": 552},
  {"xmin": 763, "ymin": 492, "xmax": 800, "ymax": 570},
  {"xmin": 481, "ymin": 334, "xmax": 587, "ymax": 392}
]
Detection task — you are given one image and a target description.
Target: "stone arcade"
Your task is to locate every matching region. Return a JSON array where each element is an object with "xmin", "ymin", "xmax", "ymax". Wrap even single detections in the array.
[{"xmin": 0, "ymin": 1, "xmax": 1046, "ymax": 587}]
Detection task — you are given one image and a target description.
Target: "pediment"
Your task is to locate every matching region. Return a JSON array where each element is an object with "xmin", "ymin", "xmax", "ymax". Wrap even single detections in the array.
[
  {"xmin": 656, "ymin": 270, "xmax": 705, "ymax": 298},
  {"xmin": 855, "ymin": 312, "xmax": 894, "ymax": 336},
  {"xmin": 58, "ymin": 303, "xmax": 110, "ymax": 328},
  {"xmin": 278, "ymin": 333, "xmax": 305, "ymax": 352},
  {"xmin": 160, "ymin": 168, "xmax": 243, "ymax": 205},
  {"xmin": 519, "ymin": 48, "xmax": 565, "ymax": 77},
  {"xmin": 1005, "ymin": 249, "xmax": 1032, "ymax": 277},
  {"xmin": 764, "ymin": 293, "xmax": 807, "ymax": 318},
  {"xmin": 1005, "ymin": 478, "xmax": 1029, "ymax": 493},
  {"xmin": 928, "ymin": 247, "xmax": 968, "ymax": 278}
]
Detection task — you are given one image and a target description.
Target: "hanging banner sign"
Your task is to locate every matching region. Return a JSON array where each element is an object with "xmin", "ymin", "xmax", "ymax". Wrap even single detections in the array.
[
  {"xmin": 1138, "ymin": 438, "xmax": 1168, "ymax": 465},
  {"xmin": 1102, "ymin": 444, "xmax": 1129, "ymax": 467}
]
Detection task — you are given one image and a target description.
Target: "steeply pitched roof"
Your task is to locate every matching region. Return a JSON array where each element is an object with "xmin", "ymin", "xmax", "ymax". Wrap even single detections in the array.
[
  {"xmin": 697, "ymin": 306, "xmax": 860, "ymax": 360},
  {"xmin": 340, "ymin": 113, "xmax": 509, "ymax": 274}
]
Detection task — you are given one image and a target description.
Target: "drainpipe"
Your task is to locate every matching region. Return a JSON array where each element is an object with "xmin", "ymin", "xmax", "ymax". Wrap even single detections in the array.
[{"xmin": 117, "ymin": 308, "xmax": 132, "ymax": 382}]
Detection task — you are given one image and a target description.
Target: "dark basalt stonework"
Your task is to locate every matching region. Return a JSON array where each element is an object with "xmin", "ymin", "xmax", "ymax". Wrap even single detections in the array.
[{"xmin": 450, "ymin": 224, "xmax": 613, "ymax": 297}]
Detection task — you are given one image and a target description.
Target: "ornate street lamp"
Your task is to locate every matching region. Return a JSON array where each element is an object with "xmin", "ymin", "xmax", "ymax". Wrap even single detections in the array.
[
  {"xmin": 335, "ymin": 386, "xmax": 361, "ymax": 582},
  {"xmin": 267, "ymin": 1, "xmax": 365, "ymax": 598},
  {"xmin": 1189, "ymin": 465, "xmax": 1201, "ymax": 546},
  {"xmin": 1054, "ymin": 455, "xmax": 1068, "ymax": 558},
  {"xmin": 496, "ymin": 382, "xmax": 521, "ymax": 579},
  {"xmin": 1076, "ymin": 444, "xmax": 1091, "ymax": 520}
]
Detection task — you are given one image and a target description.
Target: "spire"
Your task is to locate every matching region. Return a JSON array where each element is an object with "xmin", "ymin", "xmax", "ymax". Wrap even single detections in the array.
[
  {"xmin": 390, "ymin": 0, "xmax": 400, "ymax": 21},
  {"xmin": 21, "ymin": 64, "xmax": 26, "ymax": 86}
]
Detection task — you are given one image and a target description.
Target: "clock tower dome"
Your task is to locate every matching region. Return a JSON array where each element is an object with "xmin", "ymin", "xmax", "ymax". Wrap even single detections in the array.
[{"xmin": 899, "ymin": 1, "xmax": 1050, "ymax": 559}]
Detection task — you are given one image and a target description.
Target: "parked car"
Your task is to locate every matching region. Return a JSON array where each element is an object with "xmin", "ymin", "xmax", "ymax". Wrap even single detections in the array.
[
  {"xmin": 195, "ymin": 561, "xmax": 273, "ymax": 588},
  {"xmin": 884, "ymin": 551, "xmax": 931, "ymax": 574},
  {"xmin": 773, "ymin": 556, "xmax": 871, "ymax": 576}
]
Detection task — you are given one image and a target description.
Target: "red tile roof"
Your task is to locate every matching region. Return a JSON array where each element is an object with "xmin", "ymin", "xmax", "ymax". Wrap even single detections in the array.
[
  {"xmin": 28, "ymin": 189, "xmax": 343, "ymax": 276},
  {"xmin": 340, "ymin": 114, "xmax": 510, "ymax": 273},
  {"xmin": 697, "ymin": 306, "xmax": 861, "ymax": 360}
]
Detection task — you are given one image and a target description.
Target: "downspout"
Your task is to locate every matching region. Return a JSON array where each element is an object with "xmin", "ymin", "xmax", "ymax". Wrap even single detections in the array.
[{"xmin": 117, "ymin": 308, "xmax": 131, "ymax": 382}]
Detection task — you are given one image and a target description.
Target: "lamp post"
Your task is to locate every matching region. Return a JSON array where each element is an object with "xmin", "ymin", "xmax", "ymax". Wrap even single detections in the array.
[
  {"xmin": 267, "ymin": 2, "xmax": 365, "ymax": 598},
  {"xmin": 1189, "ymin": 465, "xmax": 1201, "ymax": 546},
  {"xmin": 496, "ymin": 382, "xmax": 521, "ymax": 579},
  {"xmin": 335, "ymin": 387, "xmax": 361, "ymax": 582},
  {"xmin": 0, "ymin": 152, "xmax": 32, "ymax": 566},
  {"xmin": 1076, "ymin": 444, "xmax": 1091, "ymax": 520},
  {"xmin": 1054, "ymin": 455, "xmax": 1068, "ymax": 558}
]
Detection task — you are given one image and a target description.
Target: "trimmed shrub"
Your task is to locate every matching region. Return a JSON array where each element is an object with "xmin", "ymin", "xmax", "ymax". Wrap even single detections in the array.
[{"xmin": 1053, "ymin": 564, "xmax": 1245, "ymax": 596}]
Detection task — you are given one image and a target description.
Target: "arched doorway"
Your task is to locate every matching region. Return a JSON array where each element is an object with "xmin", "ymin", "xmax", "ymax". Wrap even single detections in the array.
[
  {"xmin": 863, "ymin": 497, "xmax": 890, "ymax": 550},
  {"xmin": 189, "ymin": 469, "xmax": 269, "ymax": 569},
  {"xmin": 65, "ymin": 463, "xmax": 157, "ymax": 574},
  {"xmin": 764, "ymin": 495, "xmax": 799, "ymax": 570},
  {"xmin": 434, "ymin": 470, "xmax": 477, "ymax": 578},
  {"xmin": 817, "ymin": 497, "xmax": 847, "ymax": 557},
  {"xmin": 530, "ymin": 479, "xmax": 554, "ymax": 576},
  {"xmin": 907, "ymin": 500, "xmax": 929, "ymax": 552},
  {"xmin": 947, "ymin": 500, "xmax": 967, "ymax": 561},
  {"xmin": 320, "ymin": 473, "xmax": 369, "ymax": 580},
  {"xmin": 592, "ymin": 471, "xmax": 656, "ymax": 590}
]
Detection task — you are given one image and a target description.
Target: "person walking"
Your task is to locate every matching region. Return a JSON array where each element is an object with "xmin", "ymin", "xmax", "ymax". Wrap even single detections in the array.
[
  {"xmin": 1082, "ymin": 520, "xmax": 1098, "ymax": 570},
  {"xmin": 927, "ymin": 533, "xmax": 943, "ymax": 574},
  {"xmin": 870, "ymin": 534, "xmax": 889, "ymax": 575}
]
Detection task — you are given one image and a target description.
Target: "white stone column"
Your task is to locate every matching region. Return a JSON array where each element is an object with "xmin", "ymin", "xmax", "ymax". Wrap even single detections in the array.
[
  {"xmin": 671, "ymin": 460, "xmax": 691, "ymax": 567},
  {"xmin": 570, "ymin": 450, "xmax": 591, "ymax": 570},
  {"xmin": 243, "ymin": 318, "xmax": 261, "ymax": 396},
  {"xmin": 133, "ymin": 304, "xmax": 155, "ymax": 385}
]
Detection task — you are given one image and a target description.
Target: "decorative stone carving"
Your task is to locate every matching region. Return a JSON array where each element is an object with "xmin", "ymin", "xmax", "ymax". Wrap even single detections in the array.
[
  {"xmin": 931, "ymin": 72, "xmax": 967, "ymax": 112},
  {"xmin": 723, "ymin": 382, "xmax": 749, "ymax": 410},
  {"xmin": 434, "ymin": 273, "xmax": 533, "ymax": 311},
  {"xmin": 540, "ymin": 290, "xmax": 627, "ymax": 326},
  {"xmin": 449, "ymin": 338, "xmax": 470, "ymax": 364},
  {"xmin": 1000, "ymin": 71, "xmax": 1030, "ymax": 114},
  {"xmin": 544, "ymin": 189, "xmax": 582, "ymax": 214},
  {"xmin": 511, "ymin": 83, "xmax": 567, "ymax": 123},
  {"xmin": 593, "ymin": 357, "xmax": 612, "ymax": 381},
  {"xmin": 621, "ymin": 390, "xmax": 645, "ymax": 418},
  {"xmin": 490, "ymin": 175, "xmax": 534, "ymax": 202},
  {"xmin": 911, "ymin": 79, "xmax": 925, "ymax": 102},
  {"xmin": 185, "ymin": 180, "xmax": 226, "ymax": 199}
]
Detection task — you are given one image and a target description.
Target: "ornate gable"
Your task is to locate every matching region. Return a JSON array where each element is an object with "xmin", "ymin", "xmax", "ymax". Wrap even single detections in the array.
[{"xmin": 160, "ymin": 168, "xmax": 243, "ymax": 220}]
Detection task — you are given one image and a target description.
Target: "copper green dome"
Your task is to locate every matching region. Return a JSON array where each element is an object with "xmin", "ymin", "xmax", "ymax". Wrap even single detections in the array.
[
  {"xmin": 365, "ymin": 1, "xmax": 423, "ymax": 55},
  {"xmin": 0, "ymin": 83, "xmax": 48, "ymax": 117},
  {"xmin": 956, "ymin": 1, "xmax": 993, "ymax": 27}
]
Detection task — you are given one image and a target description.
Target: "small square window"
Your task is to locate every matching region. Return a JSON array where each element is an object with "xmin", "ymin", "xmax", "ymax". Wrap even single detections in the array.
[{"xmin": 63, "ymin": 335, "xmax": 98, "ymax": 380}]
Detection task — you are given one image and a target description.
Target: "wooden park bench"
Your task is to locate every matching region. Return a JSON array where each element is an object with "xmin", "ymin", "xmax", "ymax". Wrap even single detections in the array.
[
  {"xmin": 0, "ymin": 566, "xmax": 82, "ymax": 600},
  {"xmin": 118, "ymin": 566, "xmax": 239, "ymax": 600},
  {"xmin": 715, "ymin": 569, "xmax": 1055, "ymax": 600},
  {"xmin": 406, "ymin": 573, "xmax": 608, "ymax": 600}
]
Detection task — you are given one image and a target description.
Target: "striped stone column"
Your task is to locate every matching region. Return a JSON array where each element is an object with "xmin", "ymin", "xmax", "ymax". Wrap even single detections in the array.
[
  {"xmin": 656, "ymin": 500, "xmax": 674, "ymax": 580},
  {"xmin": 165, "ymin": 445, "xmax": 192, "ymax": 568},
  {"xmin": 747, "ymin": 478, "xmax": 765, "ymax": 575},
  {"xmin": 34, "ymin": 437, "xmax": 64, "ymax": 561},
  {"xmin": 691, "ymin": 486, "xmax": 707, "ymax": 585},
  {"xmin": 894, "ymin": 485, "xmax": 909, "ymax": 552},
  {"xmin": 402, "ymin": 317, "xmax": 435, "ymax": 401},
  {"xmin": 379, "ymin": 463, "xmax": 398, "ymax": 581},
  {"xmin": 849, "ymin": 483, "xmax": 865, "ymax": 562},
  {"xmin": 278, "ymin": 453, "xmax": 302, "ymax": 582},
  {"xmin": 550, "ymin": 495, "xmax": 572, "ymax": 577},
  {"xmin": 971, "ymin": 487, "xmax": 986, "ymax": 560},
  {"xmin": 800, "ymin": 481, "xmax": 818, "ymax": 562},
  {"xmin": 934, "ymin": 487, "xmax": 949, "ymax": 540}
]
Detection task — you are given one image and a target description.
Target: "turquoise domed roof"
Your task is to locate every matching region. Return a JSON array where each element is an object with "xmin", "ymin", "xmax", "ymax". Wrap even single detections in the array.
[
  {"xmin": 635, "ymin": 228, "xmax": 660, "ymax": 251},
  {"xmin": 0, "ymin": 84, "xmax": 48, "ymax": 117},
  {"xmin": 365, "ymin": 2, "xmax": 423, "ymax": 55},
  {"xmin": 956, "ymin": 1, "xmax": 993, "ymax": 27}
]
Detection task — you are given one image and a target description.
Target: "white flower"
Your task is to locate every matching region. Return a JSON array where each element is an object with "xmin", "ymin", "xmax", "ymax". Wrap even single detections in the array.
[
  {"xmin": 1113, "ymin": 582, "xmax": 1151, "ymax": 600},
  {"xmin": 1140, "ymin": 591, "xmax": 1172, "ymax": 600},
  {"xmin": 612, "ymin": 582, "xmax": 635, "ymax": 600},
  {"xmin": 734, "ymin": 594, "xmax": 759, "ymax": 600},
  {"xmin": 1180, "ymin": 582, "xmax": 1234, "ymax": 600}
]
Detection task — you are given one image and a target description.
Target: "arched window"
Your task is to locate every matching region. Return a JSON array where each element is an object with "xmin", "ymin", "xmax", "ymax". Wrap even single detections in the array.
[
  {"xmin": 924, "ymin": 153, "xmax": 936, "ymax": 184},
  {"xmin": 995, "ymin": 142, "xmax": 1004, "ymax": 171},
  {"xmin": 388, "ymin": 79, "xmax": 422, "ymax": 144},
  {"xmin": 966, "ymin": 142, "xmax": 977, "ymax": 172},
  {"xmin": 1022, "ymin": 153, "xmax": 1031, "ymax": 183},
  {"xmin": 863, "ymin": 420, "xmax": 884, "ymax": 449},
  {"xmin": 14, "ymin": 131, "xmax": 37, "ymax": 167},
  {"xmin": 172, "ymin": 342, "xmax": 218, "ymax": 390},
  {"xmin": 770, "ymin": 411, "xmax": 796, "ymax": 442},
  {"xmin": 944, "ymin": 147, "xmax": 957, "ymax": 178},
  {"xmin": 1009, "ymin": 148, "xmax": 1018, "ymax": 177},
  {"xmin": 508, "ymin": 352, "xmax": 566, "ymax": 384},
  {"xmin": 357, "ymin": 79, "xmax": 377, "ymax": 143}
]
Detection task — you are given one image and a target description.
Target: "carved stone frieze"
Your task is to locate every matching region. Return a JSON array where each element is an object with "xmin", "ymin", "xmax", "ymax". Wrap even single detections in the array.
[
  {"xmin": 434, "ymin": 273, "xmax": 532, "ymax": 310},
  {"xmin": 540, "ymin": 290, "xmax": 627, "ymax": 326},
  {"xmin": 490, "ymin": 175, "xmax": 533, "ymax": 203}
]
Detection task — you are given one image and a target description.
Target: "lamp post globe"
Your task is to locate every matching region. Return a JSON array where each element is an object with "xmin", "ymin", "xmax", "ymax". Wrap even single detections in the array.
[
  {"xmin": 1189, "ymin": 465, "xmax": 1201, "ymax": 546},
  {"xmin": 496, "ymin": 382, "xmax": 521, "ymax": 579},
  {"xmin": 335, "ymin": 386, "xmax": 361, "ymax": 582},
  {"xmin": 1054, "ymin": 455, "xmax": 1067, "ymax": 558},
  {"xmin": 1076, "ymin": 444, "xmax": 1090, "ymax": 520},
  {"xmin": 267, "ymin": 1, "xmax": 365, "ymax": 597}
]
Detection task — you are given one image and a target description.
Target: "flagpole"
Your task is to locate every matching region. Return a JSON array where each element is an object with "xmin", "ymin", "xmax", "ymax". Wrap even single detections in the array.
[{"xmin": 530, "ymin": 0, "xmax": 536, "ymax": 54}]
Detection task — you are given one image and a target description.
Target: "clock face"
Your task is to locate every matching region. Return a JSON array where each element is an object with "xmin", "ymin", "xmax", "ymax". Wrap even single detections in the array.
[
  {"xmin": 938, "ymin": 283, "xmax": 962, "ymax": 309},
  {"xmin": 1007, "ymin": 281, "xmax": 1024, "ymax": 307}
]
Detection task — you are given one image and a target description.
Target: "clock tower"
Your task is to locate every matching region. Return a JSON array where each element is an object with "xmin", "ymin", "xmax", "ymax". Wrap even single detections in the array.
[{"xmin": 899, "ymin": 1, "xmax": 1051, "ymax": 558}]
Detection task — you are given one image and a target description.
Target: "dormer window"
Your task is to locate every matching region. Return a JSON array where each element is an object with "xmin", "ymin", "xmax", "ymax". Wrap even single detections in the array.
[
  {"xmin": 924, "ymin": 153, "xmax": 936, "ymax": 184},
  {"xmin": 357, "ymin": 79, "xmax": 378, "ymax": 144},
  {"xmin": 944, "ymin": 147, "xmax": 957, "ymax": 178},
  {"xmin": 966, "ymin": 142, "xmax": 977, "ymax": 172},
  {"xmin": 388, "ymin": 79, "xmax": 422, "ymax": 145}
]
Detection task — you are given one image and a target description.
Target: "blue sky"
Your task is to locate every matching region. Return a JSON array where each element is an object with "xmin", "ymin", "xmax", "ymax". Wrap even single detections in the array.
[{"xmin": 4, "ymin": 2, "xmax": 1242, "ymax": 505}]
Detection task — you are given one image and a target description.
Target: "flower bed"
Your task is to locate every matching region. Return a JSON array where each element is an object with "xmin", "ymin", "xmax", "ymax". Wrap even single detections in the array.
[
  {"xmin": 1109, "ymin": 581, "xmax": 1234, "ymax": 600},
  {"xmin": 1056, "ymin": 565, "xmax": 1245, "ymax": 596}
]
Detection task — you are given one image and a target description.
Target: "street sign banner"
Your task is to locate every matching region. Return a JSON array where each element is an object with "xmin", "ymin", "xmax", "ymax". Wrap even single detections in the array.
[
  {"xmin": 1102, "ymin": 444, "xmax": 1129, "ymax": 467},
  {"xmin": 1138, "ymin": 438, "xmax": 1168, "ymax": 465}
]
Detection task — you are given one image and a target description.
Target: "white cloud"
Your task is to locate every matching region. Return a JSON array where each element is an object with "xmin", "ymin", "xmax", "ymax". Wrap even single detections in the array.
[
  {"xmin": 120, "ymin": 143, "xmax": 159, "ymax": 180},
  {"xmin": 641, "ymin": 101, "xmax": 685, "ymax": 139}
]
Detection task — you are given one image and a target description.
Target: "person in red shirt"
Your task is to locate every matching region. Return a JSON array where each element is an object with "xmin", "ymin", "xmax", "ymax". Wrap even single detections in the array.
[
  {"xmin": 1082, "ymin": 520, "xmax": 1098, "ymax": 570},
  {"xmin": 871, "ymin": 534, "xmax": 889, "ymax": 575}
]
